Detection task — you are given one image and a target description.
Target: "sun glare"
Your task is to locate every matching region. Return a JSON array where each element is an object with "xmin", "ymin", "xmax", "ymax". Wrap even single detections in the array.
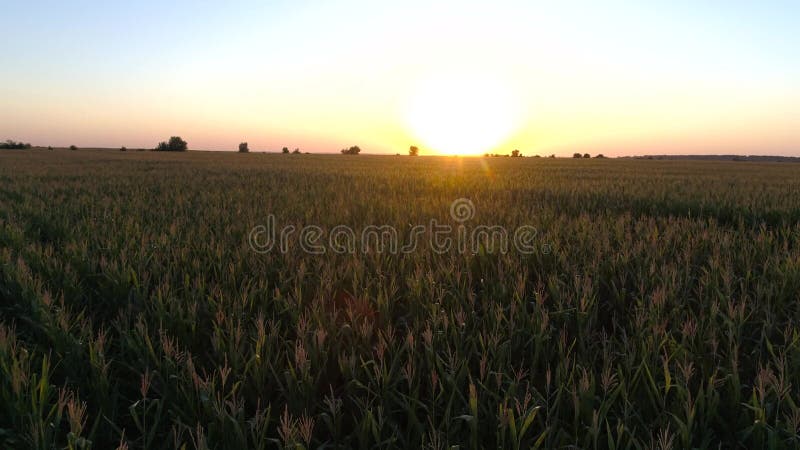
[{"xmin": 404, "ymin": 71, "xmax": 520, "ymax": 156}]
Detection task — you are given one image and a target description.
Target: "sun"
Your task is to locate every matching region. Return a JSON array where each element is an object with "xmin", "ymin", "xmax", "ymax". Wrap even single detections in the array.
[{"xmin": 404, "ymin": 71, "xmax": 520, "ymax": 156}]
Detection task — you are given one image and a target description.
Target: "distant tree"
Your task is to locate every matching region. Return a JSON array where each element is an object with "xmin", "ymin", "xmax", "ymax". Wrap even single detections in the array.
[
  {"xmin": 48, "ymin": 146, "xmax": 53, "ymax": 151},
  {"xmin": 70, "ymin": 145, "xmax": 78, "ymax": 151},
  {"xmin": 595, "ymin": 153, "xmax": 605, "ymax": 158},
  {"xmin": 409, "ymin": 145, "xmax": 419, "ymax": 156},
  {"xmin": 0, "ymin": 139, "xmax": 31, "ymax": 149},
  {"xmin": 155, "ymin": 136, "xmax": 187, "ymax": 152},
  {"xmin": 282, "ymin": 147, "xmax": 290, "ymax": 154},
  {"xmin": 292, "ymin": 148, "xmax": 301, "ymax": 154},
  {"xmin": 549, "ymin": 154, "xmax": 555, "ymax": 158},
  {"xmin": 120, "ymin": 146, "xmax": 127, "ymax": 152},
  {"xmin": 583, "ymin": 153, "xmax": 591, "ymax": 158},
  {"xmin": 511, "ymin": 149, "xmax": 521, "ymax": 157},
  {"xmin": 573, "ymin": 153, "xmax": 582, "ymax": 158},
  {"xmin": 340, "ymin": 146, "xmax": 361, "ymax": 155},
  {"xmin": 533, "ymin": 154, "xmax": 541, "ymax": 158},
  {"xmin": 239, "ymin": 142, "xmax": 249, "ymax": 153},
  {"xmin": 169, "ymin": 136, "xmax": 187, "ymax": 151}
]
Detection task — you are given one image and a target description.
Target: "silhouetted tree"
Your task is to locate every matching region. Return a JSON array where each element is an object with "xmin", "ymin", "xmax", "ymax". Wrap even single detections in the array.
[
  {"xmin": 595, "ymin": 154, "xmax": 605, "ymax": 158},
  {"xmin": 155, "ymin": 136, "xmax": 187, "ymax": 152},
  {"xmin": 169, "ymin": 136, "xmax": 187, "ymax": 151},
  {"xmin": 48, "ymin": 146, "xmax": 53, "ymax": 151},
  {"xmin": 0, "ymin": 140, "xmax": 31, "ymax": 149},
  {"xmin": 573, "ymin": 153, "xmax": 582, "ymax": 158},
  {"xmin": 239, "ymin": 142, "xmax": 249, "ymax": 153},
  {"xmin": 340, "ymin": 146, "xmax": 361, "ymax": 155},
  {"xmin": 409, "ymin": 146, "xmax": 419, "ymax": 156},
  {"xmin": 583, "ymin": 153, "xmax": 591, "ymax": 158},
  {"xmin": 511, "ymin": 149, "xmax": 521, "ymax": 157},
  {"xmin": 282, "ymin": 147, "xmax": 290, "ymax": 154},
  {"xmin": 69, "ymin": 145, "xmax": 78, "ymax": 151},
  {"xmin": 120, "ymin": 146, "xmax": 127, "ymax": 152},
  {"xmin": 292, "ymin": 148, "xmax": 301, "ymax": 154}
]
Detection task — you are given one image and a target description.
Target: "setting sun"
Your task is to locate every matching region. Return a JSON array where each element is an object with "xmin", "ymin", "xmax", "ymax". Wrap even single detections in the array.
[{"xmin": 403, "ymin": 71, "xmax": 520, "ymax": 156}]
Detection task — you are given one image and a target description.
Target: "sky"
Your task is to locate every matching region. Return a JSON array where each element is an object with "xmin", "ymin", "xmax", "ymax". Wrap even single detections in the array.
[{"xmin": 2, "ymin": 0, "xmax": 799, "ymax": 156}]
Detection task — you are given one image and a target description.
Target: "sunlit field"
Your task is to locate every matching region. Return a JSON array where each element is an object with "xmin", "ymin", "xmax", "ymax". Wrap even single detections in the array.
[{"xmin": 2, "ymin": 149, "xmax": 800, "ymax": 449}]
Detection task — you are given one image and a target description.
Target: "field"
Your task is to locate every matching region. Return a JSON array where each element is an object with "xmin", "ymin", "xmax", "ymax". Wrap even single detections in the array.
[{"xmin": 1, "ymin": 149, "xmax": 800, "ymax": 449}]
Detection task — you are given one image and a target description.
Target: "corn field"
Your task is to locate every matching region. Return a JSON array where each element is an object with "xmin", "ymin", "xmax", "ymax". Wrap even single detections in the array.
[{"xmin": 1, "ymin": 149, "xmax": 800, "ymax": 449}]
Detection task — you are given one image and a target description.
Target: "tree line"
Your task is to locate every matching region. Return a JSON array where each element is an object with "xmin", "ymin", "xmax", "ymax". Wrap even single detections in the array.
[{"xmin": 4, "ymin": 137, "xmax": 608, "ymax": 158}]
